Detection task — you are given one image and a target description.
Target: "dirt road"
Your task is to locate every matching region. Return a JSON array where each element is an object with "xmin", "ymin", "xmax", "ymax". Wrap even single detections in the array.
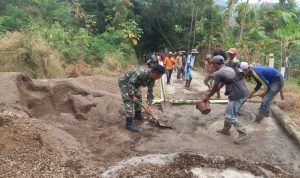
[{"xmin": 162, "ymin": 68, "xmax": 223, "ymax": 100}]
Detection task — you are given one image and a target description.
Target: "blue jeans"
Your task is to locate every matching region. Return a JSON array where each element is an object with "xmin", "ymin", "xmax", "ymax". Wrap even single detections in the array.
[
  {"xmin": 260, "ymin": 79, "xmax": 284, "ymax": 112},
  {"xmin": 166, "ymin": 69, "xmax": 173, "ymax": 83},
  {"xmin": 225, "ymin": 97, "xmax": 247, "ymax": 123}
]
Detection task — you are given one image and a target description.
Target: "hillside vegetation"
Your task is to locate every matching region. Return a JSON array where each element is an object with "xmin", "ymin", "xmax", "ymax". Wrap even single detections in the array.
[
  {"xmin": 0, "ymin": 0, "xmax": 140, "ymax": 78},
  {"xmin": 0, "ymin": 0, "xmax": 299, "ymax": 79}
]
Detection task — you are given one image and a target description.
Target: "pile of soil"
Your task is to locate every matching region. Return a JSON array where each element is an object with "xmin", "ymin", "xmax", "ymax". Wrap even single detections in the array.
[
  {"xmin": 276, "ymin": 93, "xmax": 300, "ymax": 115},
  {"xmin": 0, "ymin": 72, "xmax": 147, "ymax": 176},
  {"xmin": 0, "ymin": 111, "xmax": 74, "ymax": 177},
  {"xmin": 102, "ymin": 153, "xmax": 289, "ymax": 177}
]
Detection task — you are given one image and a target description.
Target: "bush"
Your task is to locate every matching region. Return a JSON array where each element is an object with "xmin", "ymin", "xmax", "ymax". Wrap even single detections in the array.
[
  {"xmin": 93, "ymin": 53, "xmax": 138, "ymax": 76},
  {"xmin": 66, "ymin": 61, "xmax": 92, "ymax": 78},
  {"xmin": 0, "ymin": 32, "xmax": 66, "ymax": 78},
  {"xmin": 0, "ymin": 6, "xmax": 32, "ymax": 32},
  {"xmin": 41, "ymin": 23, "xmax": 136, "ymax": 66},
  {"xmin": 88, "ymin": 27, "xmax": 136, "ymax": 65},
  {"xmin": 0, "ymin": 1, "xmax": 139, "ymax": 78}
]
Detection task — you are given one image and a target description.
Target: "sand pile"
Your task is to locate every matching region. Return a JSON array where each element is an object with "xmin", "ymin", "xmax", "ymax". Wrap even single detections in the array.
[{"xmin": 0, "ymin": 72, "xmax": 139, "ymax": 177}]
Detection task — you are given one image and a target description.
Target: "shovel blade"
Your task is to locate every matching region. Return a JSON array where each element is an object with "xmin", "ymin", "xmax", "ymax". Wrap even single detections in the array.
[{"xmin": 157, "ymin": 121, "xmax": 172, "ymax": 128}]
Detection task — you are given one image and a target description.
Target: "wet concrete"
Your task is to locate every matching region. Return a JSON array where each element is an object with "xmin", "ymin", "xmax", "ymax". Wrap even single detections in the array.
[
  {"xmin": 191, "ymin": 168, "xmax": 258, "ymax": 178},
  {"xmin": 136, "ymin": 103, "xmax": 300, "ymax": 176},
  {"xmin": 163, "ymin": 69, "xmax": 223, "ymax": 100},
  {"xmin": 135, "ymin": 71, "xmax": 300, "ymax": 176}
]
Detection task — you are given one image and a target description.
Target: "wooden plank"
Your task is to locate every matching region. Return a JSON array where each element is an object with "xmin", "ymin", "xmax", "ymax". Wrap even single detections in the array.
[{"xmin": 168, "ymin": 99, "xmax": 261, "ymax": 105}]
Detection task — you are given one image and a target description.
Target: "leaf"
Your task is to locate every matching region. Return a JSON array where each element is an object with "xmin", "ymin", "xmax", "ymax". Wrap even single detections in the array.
[{"xmin": 132, "ymin": 39, "xmax": 137, "ymax": 45}]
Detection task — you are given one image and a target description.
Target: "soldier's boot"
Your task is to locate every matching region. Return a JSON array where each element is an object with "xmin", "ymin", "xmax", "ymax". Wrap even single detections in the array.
[
  {"xmin": 126, "ymin": 117, "xmax": 139, "ymax": 132},
  {"xmin": 217, "ymin": 120, "xmax": 232, "ymax": 135},
  {"xmin": 134, "ymin": 110, "xmax": 145, "ymax": 121},
  {"xmin": 232, "ymin": 121, "xmax": 250, "ymax": 144}
]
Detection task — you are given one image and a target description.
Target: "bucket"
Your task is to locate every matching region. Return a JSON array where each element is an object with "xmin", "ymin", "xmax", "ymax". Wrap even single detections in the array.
[{"xmin": 196, "ymin": 100, "xmax": 211, "ymax": 114}]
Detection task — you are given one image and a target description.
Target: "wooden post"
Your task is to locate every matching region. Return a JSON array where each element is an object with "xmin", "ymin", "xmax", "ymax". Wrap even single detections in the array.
[{"xmin": 268, "ymin": 53, "xmax": 274, "ymax": 68}]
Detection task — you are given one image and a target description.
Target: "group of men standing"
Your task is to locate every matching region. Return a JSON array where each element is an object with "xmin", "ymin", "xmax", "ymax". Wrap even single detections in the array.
[
  {"xmin": 118, "ymin": 45, "xmax": 284, "ymax": 145},
  {"xmin": 163, "ymin": 49, "xmax": 199, "ymax": 88}
]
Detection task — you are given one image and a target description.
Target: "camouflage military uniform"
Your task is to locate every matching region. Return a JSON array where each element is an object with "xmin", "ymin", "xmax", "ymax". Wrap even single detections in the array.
[{"xmin": 118, "ymin": 67, "xmax": 155, "ymax": 118}]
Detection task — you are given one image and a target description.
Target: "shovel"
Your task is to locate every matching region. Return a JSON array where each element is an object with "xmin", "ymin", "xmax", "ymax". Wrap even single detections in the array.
[{"xmin": 136, "ymin": 100, "xmax": 172, "ymax": 129}]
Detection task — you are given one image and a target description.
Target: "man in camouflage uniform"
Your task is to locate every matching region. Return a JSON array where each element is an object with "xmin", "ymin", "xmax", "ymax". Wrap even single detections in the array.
[{"xmin": 118, "ymin": 64, "xmax": 165, "ymax": 132}]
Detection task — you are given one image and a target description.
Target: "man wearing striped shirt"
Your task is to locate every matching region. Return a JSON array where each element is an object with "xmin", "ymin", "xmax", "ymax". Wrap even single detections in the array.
[{"xmin": 240, "ymin": 62, "xmax": 284, "ymax": 123}]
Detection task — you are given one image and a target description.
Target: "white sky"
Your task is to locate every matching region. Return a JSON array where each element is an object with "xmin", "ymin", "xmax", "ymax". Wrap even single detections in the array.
[
  {"xmin": 242, "ymin": 0, "xmax": 278, "ymax": 3},
  {"xmin": 245, "ymin": 0, "xmax": 300, "ymax": 6}
]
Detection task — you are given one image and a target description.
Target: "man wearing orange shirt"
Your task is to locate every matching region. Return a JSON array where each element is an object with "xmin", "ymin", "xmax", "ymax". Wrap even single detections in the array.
[{"xmin": 164, "ymin": 52, "xmax": 175, "ymax": 85}]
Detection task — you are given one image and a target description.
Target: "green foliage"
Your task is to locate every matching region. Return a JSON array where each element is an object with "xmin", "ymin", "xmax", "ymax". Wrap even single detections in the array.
[
  {"xmin": 0, "ymin": 6, "xmax": 33, "ymax": 32},
  {"xmin": 1, "ymin": 0, "xmax": 300, "ymax": 80},
  {"xmin": 20, "ymin": 47, "xmax": 37, "ymax": 69},
  {"xmin": 38, "ymin": 22, "xmax": 136, "ymax": 65},
  {"xmin": 88, "ymin": 26, "xmax": 136, "ymax": 64},
  {"xmin": 120, "ymin": 19, "xmax": 143, "ymax": 45}
]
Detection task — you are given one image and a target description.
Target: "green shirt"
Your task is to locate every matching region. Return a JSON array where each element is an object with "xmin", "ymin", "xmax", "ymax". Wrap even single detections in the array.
[{"xmin": 119, "ymin": 67, "xmax": 155, "ymax": 104}]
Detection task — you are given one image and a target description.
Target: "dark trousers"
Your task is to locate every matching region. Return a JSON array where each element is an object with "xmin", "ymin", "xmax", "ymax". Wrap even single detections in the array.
[{"xmin": 177, "ymin": 67, "xmax": 184, "ymax": 79}]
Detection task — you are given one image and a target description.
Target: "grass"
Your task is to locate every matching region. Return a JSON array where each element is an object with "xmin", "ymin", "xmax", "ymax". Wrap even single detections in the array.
[
  {"xmin": 274, "ymin": 78, "xmax": 300, "ymax": 129},
  {"xmin": 283, "ymin": 78, "xmax": 300, "ymax": 92},
  {"xmin": 0, "ymin": 32, "xmax": 66, "ymax": 78},
  {"xmin": 0, "ymin": 31, "xmax": 140, "ymax": 79},
  {"xmin": 93, "ymin": 54, "xmax": 139, "ymax": 77}
]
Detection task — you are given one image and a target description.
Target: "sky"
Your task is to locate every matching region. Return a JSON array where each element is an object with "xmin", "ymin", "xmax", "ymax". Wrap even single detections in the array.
[
  {"xmin": 245, "ymin": 0, "xmax": 278, "ymax": 3},
  {"xmin": 216, "ymin": 0, "xmax": 300, "ymax": 7},
  {"xmin": 243, "ymin": 0, "xmax": 300, "ymax": 6}
]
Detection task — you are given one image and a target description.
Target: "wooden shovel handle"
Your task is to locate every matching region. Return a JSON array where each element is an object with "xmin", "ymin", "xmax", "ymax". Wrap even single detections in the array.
[{"xmin": 135, "ymin": 100, "xmax": 159, "ymax": 120}]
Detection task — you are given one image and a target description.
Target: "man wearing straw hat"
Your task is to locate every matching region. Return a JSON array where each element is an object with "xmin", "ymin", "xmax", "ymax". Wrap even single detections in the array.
[{"xmin": 185, "ymin": 49, "xmax": 198, "ymax": 88}]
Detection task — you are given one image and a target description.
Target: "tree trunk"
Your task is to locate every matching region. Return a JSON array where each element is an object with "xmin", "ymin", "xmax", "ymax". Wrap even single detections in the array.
[
  {"xmin": 238, "ymin": 0, "xmax": 250, "ymax": 44},
  {"xmin": 188, "ymin": 6, "xmax": 195, "ymax": 52},
  {"xmin": 192, "ymin": 7, "xmax": 198, "ymax": 49},
  {"xmin": 238, "ymin": 24, "xmax": 245, "ymax": 44},
  {"xmin": 155, "ymin": 15, "xmax": 175, "ymax": 51}
]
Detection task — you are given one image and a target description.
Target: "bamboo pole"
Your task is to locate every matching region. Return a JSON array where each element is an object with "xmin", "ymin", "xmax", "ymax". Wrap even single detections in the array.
[{"xmin": 150, "ymin": 99, "xmax": 261, "ymax": 105}]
